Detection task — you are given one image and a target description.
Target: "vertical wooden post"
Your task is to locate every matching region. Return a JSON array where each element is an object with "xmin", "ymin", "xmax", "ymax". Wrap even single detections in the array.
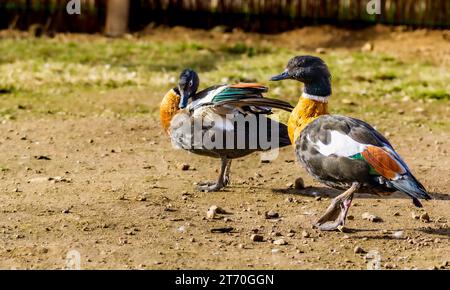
[{"xmin": 105, "ymin": 0, "xmax": 130, "ymax": 37}]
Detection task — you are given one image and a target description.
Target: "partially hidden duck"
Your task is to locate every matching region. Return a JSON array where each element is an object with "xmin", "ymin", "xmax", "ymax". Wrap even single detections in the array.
[
  {"xmin": 270, "ymin": 55, "xmax": 431, "ymax": 231},
  {"xmin": 160, "ymin": 69, "xmax": 293, "ymax": 192}
]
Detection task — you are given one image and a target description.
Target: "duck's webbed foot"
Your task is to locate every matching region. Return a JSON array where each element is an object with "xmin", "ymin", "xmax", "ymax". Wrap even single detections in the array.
[
  {"xmin": 314, "ymin": 182, "xmax": 360, "ymax": 231},
  {"xmin": 196, "ymin": 157, "xmax": 231, "ymax": 192}
]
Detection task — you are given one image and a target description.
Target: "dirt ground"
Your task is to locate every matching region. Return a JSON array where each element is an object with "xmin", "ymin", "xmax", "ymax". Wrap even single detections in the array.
[{"xmin": 0, "ymin": 26, "xmax": 449, "ymax": 269}]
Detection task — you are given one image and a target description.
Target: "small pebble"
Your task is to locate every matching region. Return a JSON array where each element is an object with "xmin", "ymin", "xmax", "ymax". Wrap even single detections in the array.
[
  {"xmin": 206, "ymin": 205, "xmax": 227, "ymax": 219},
  {"xmin": 273, "ymin": 239, "xmax": 287, "ymax": 245},
  {"xmin": 354, "ymin": 246, "xmax": 366, "ymax": 254},
  {"xmin": 315, "ymin": 47, "xmax": 326, "ymax": 54},
  {"xmin": 392, "ymin": 231, "xmax": 404, "ymax": 239},
  {"xmin": 362, "ymin": 212, "xmax": 383, "ymax": 222},
  {"xmin": 420, "ymin": 212, "xmax": 430, "ymax": 223},
  {"xmin": 265, "ymin": 211, "xmax": 279, "ymax": 219},
  {"xmin": 179, "ymin": 163, "xmax": 190, "ymax": 171},
  {"xmin": 251, "ymin": 234, "xmax": 264, "ymax": 242},
  {"xmin": 411, "ymin": 212, "xmax": 420, "ymax": 220},
  {"xmin": 294, "ymin": 177, "xmax": 305, "ymax": 190}
]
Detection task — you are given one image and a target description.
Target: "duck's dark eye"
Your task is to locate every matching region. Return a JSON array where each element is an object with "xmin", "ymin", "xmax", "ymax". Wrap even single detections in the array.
[{"xmin": 189, "ymin": 80, "xmax": 193, "ymax": 87}]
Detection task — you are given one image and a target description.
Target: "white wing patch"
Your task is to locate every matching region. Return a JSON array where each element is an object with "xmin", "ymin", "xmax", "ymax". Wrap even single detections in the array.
[
  {"xmin": 188, "ymin": 85, "xmax": 228, "ymax": 110},
  {"xmin": 192, "ymin": 106, "xmax": 235, "ymax": 132},
  {"xmin": 310, "ymin": 130, "xmax": 368, "ymax": 157}
]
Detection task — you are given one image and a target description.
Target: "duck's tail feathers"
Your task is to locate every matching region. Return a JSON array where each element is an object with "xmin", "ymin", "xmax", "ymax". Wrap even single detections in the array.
[{"xmin": 390, "ymin": 174, "xmax": 431, "ymax": 208}]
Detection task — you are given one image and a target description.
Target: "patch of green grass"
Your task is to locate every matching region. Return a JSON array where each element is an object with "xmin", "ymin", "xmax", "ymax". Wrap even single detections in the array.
[
  {"xmin": 0, "ymin": 34, "xmax": 448, "ymax": 129},
  {"xmin": 418, "ymin": 89, "xmax": 450, "ymax": 100}
]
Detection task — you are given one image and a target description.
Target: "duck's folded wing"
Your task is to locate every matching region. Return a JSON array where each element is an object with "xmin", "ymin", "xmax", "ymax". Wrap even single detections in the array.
[
  {"xmin": 189, "ymin": 83, "xmax": 269, "ymax": 111},
  {"xmin": 170, "ymin": 107, "xmax": 291, "ymax": 156},
  {"xmin": 306, "ymin": 115, "xmax": 430, "ymax": 205},
  {"xmin": 214, "ymin": 97, "xmax": 293, "ymax": 113}
]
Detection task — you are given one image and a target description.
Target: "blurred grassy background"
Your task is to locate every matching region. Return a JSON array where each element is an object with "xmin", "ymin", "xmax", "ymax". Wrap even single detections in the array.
[{"xmin": 0, "ymin": 29, "xmax": 448, "ymax": 133}]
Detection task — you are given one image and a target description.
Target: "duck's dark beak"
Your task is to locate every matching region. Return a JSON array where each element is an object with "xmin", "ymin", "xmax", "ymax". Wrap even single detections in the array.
[
  {"xmin": 178, "ymin": 92, "xmax": 189, "ymax": 109},
  {"xmin": 270, "ymin": 70, "xmax": 290, "ymax": 81}
]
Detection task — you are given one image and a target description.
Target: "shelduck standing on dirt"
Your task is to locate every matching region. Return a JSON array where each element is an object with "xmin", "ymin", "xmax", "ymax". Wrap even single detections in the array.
[
  {"xmin": 270, "ymin": 55, "xmax": 431, "ymax": 231},
  {"xmin": 160, "ymin": 69, "xmax": 293, "ymax": 192}
]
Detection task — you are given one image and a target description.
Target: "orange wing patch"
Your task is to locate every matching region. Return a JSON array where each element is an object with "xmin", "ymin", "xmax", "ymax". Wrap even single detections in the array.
[
  {"xmin": 229, "ymin": 83, "xmax": 266, "ymax": 89},
  {"xmin": 362, "ymin": 145, "xmax": 405, "ymax": 179}
]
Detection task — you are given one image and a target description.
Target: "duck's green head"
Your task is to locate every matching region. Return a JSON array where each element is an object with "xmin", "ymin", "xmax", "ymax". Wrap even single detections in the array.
[
  {"xmin": 177, "ymin": 68, "xmax": 199, "ymax": 109},
  {"xmin": 270, "ymin": 55, "xmax": 332, "ymax": 97}
]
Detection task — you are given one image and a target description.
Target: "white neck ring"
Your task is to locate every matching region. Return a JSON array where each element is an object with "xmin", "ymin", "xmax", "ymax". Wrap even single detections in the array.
[{"xmin": 302, "ymin": 92, "xmax": 329, "ymax": 103}]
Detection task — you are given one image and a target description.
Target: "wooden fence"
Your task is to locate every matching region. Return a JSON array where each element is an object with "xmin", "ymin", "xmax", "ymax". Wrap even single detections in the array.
[{"xmin": 0, "ymin": 0, "xmax": 448, "ymax": 33}]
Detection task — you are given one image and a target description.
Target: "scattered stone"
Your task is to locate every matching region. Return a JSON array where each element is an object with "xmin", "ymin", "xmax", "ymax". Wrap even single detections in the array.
[
  {"xmin": 265, "ymin": 211, "xmax": 279, "ymax": 219},
  {"xmin": 411, "ymin": 212, "xmax": 420, "ymax": 220},
  {"xmin": 271, "ymin": 248, "xmax": 280, "ymax": 254},
  {"xmin": 315, "ymin": 47, "xmax": 326, "ymax": 54},
  {"xmin": 178, "ymin": 163, "xmax": 190, "ymax": 171},
  {"xmin": 50, "ymin": 176, "xmax": 72, "ymax": 183},
  {"xmin": 35, "ymin": 155, "xmax": 51, "ymax": 160},
  {"xmin": 251, "ymin": 234, "xmax": 264, "ymax": 242},
  {"xmin": 315, "ymin": 196, "xmax": 322, "ymax": 201},
  {"xmin": 210, "ymin": 227, "xmax": 233, "ymax": 233},
  {"xmin": 206, "ymin": 205, "xmax": 228, "ymax": 219},
  {"xmin": 362, "ymin": 212, "xmax": 383, "ymax": 222},
  {"xmin": 294, "ymin": 177, "xmax": 305, "ymax": 190},
  {"xmin": 361, "ymin": 42, "xmax": 373, "ymax": 52},
  {"xmin": 347, "ymin": 215, "xmax": 354, "ymax": 220},
  {"xmin": 286, "ymin": 182, "xmax": 294, "ymax": 188},
  {"xmin": 61, "ymin": 208, "xmax": 71, "ymax": 214},
  {"xmin": 420, "ymin": 212, "xmax": 430, "ymax": 223},
  {"xmin": 285, "ymin": 197, "xmax": 293, "ymax": 203},
  {"xmin": 273, "ymin": 239, "xmax": 287, "ymax": 245},
  {"xmin": 384, "ymin": 263, "xmax": 396, "ymax": 269},
  {"xmin": 28, "ymin": 177, "xmax": 50, "ymax": 183},
  {"xmin": 392, "ymin": 231, "xmax": 404, "ymax": 239},
  {"xmin": 342, "ymin": 99, "xmax": 356, "ymax": 106},
  {"xmin": 301, "ymin": 230, "xmax": 310, "ymax": 238},
  {"xmin": 177, "ymin": 226, "xmax": 186, "ymax": 233},
  {"xmin": 393, "ymin": 212, "xmax": 401, "ymax": 216},
  {"xmin": 354, "ymin": 246, "xmax": 366, "ymax": 254},
  {"xmin": 135, "ymin": 196, "xmax": 147, "ymax": 202},
  {"xmin": 435, "ymin": 216, "xmax": 446, "ymax": 223}
]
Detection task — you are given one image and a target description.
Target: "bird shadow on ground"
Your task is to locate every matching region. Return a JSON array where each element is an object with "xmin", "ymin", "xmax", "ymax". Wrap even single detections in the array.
[
  {"xmin": 272, "ymin": 187, "xmax": 450, "ymax": 201},
  {"xmin": 418, "ymin": 227, "xmax": 450, "ymax": 238}
]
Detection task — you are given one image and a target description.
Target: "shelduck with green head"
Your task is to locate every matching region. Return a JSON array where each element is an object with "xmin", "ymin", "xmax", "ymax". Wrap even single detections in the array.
[{"xmin": 160, "ymin": 69, "xmax": 293, "ymax": 192}]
